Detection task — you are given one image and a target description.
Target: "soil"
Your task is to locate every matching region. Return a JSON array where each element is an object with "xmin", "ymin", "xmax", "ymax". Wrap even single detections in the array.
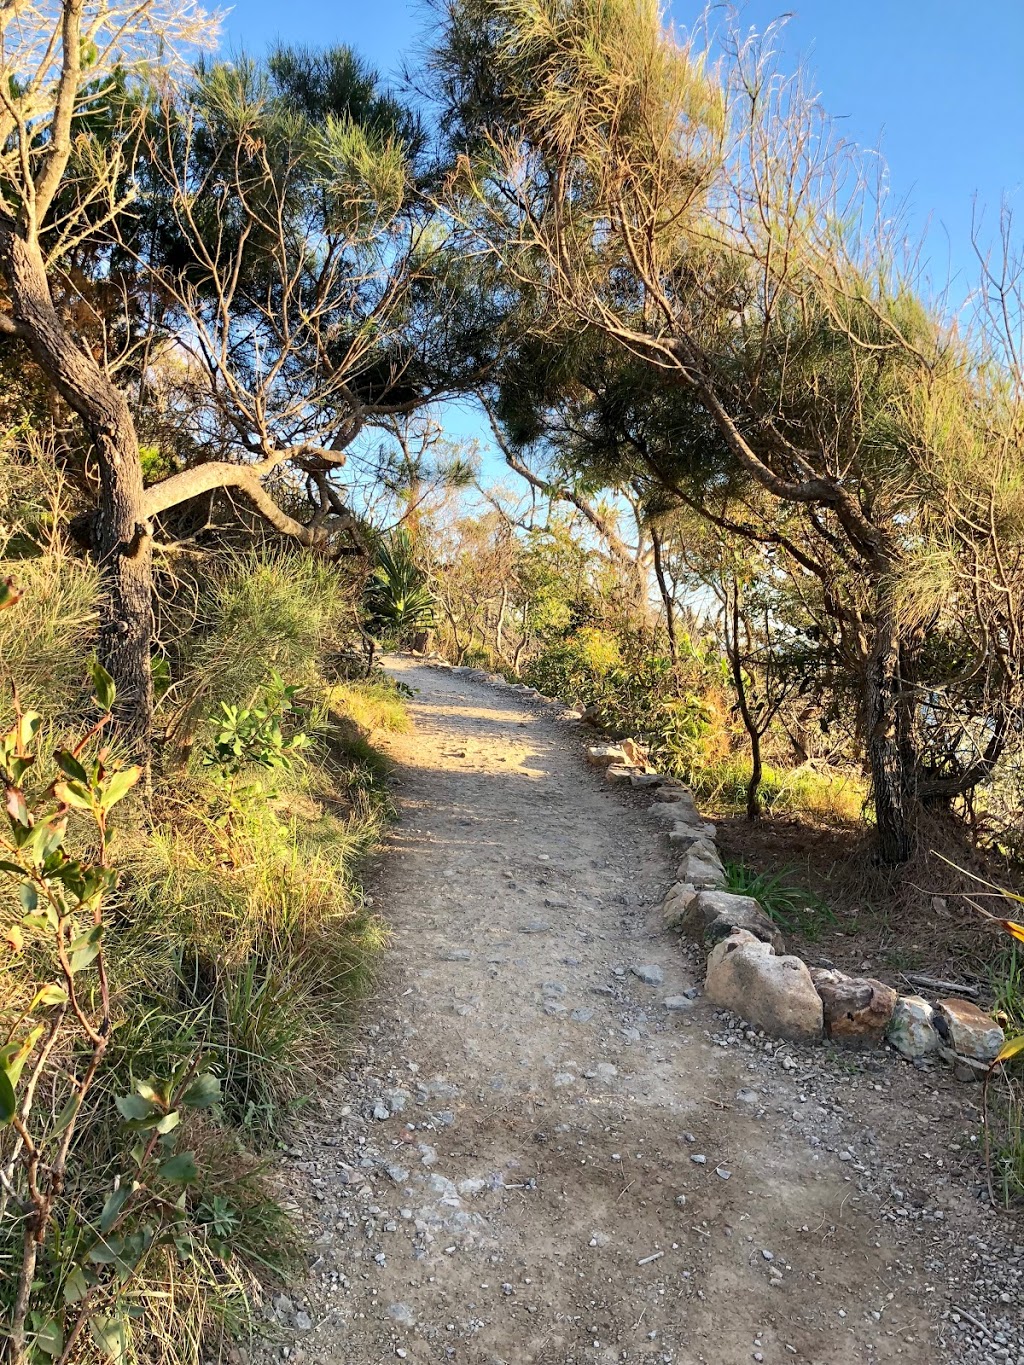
[{"xmin": 251, "ymin": 659, "xmax": 1024, "ymax": 1365}]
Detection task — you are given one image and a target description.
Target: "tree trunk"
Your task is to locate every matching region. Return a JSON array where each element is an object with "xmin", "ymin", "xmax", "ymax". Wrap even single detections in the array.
[
  {"xmin": 863, "ymin": 612, "xmax": 915, "ymax": 865},
  {"xmin": 0, "ymin": 228, "xmax": 153, "ymax": 750},
  {"xmin": 651, "ymin": 527, "xmax": 678, "ymax": 662},
  {"xmin": 725, "ymin": 580, "xmax": 762, "ymax": 822}
]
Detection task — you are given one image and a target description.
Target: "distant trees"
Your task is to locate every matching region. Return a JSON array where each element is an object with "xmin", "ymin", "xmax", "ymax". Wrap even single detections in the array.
[{"xmin": 434, "ymin": 0, "xmax": 1024, "ymax": 862}]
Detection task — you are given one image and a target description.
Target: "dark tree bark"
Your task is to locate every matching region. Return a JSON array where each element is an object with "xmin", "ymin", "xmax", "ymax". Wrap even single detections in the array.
[
  {"xmin": 650, "ymin": 526, "xmax": 678, "ymax": 663},
  {"xmin": 0, "ymin": 228, "xmax": 154, "ymax": 749},
  {"xmin": 863, "ymin": 609, "xmax": 915, "ymax": 866}
]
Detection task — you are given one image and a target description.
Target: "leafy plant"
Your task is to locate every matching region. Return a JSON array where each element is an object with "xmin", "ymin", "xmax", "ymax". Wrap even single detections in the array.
[
  {"xmin": 723, "ymin": 861, "xmax": 837, "ymax": 939},
  {"xmin": 0, "ymin": 640, "xmax": 228, "ymax": 1363},
  {"xmin": 203, "ymin": 672, "xmax": 311, "ymax": 783},
  {"xmin": 363, "ymin": 530, "xmax": 435, "ymax": 643}
]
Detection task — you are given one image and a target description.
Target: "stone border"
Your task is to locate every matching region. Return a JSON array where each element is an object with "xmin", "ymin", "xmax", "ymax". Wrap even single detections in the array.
[{"xmin": 413, "ymin": 656, "xmax": 1007, "ymax": 1082}]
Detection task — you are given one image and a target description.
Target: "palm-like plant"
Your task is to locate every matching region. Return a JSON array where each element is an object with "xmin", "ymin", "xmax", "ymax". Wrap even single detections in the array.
[{"xmin": 363, "ymin": 529, "xmax": 436, "ymax": 645}]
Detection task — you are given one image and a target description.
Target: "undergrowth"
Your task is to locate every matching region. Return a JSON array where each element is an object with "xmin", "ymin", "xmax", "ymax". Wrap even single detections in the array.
[
  {"xmin": 1, "ymin": 546, "xmax": 407, "ymax": 1362},
  {"xmin": 723, "ymin": 860, "xmax": 838, "ymax": 939}
]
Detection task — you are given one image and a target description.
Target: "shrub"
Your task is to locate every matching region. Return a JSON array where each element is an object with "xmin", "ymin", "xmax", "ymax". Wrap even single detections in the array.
[{"xmin": 165, "ymin": 550, "xmax": 351, "ymax": 748}]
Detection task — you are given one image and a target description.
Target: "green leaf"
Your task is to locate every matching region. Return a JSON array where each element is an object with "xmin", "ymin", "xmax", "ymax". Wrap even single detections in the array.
[
  {"xmin": 135, "ymin": 1079, "xmax": 165, "ymax": 1106},
  {"xmin": 0, "ymin": 858, "xmax": 24, "ymax": 875},
  {"xmin": 0, "ymin": 1068, "xmax": 16, "ymax": 1125},
  {"xmin": 54, "ymin": 751, "xmax": 90, "ymax": 785},
  {"xmin": 1, "ymin": 1025, "xmax": 44, "ymax": 1085},
  {"xmin": 86, "ymin": 1236, "xmax": 124, "ymax": 1265},
  {"xmin": 52, "ymin": 1093, "xmax": 82, "ymax": 1135},
  {"xmin": 69, "ymin": 923, "xmax": 102, "ymax": 974},
  {"xmin": 115, "ymin": 1093, "xmax": 154, "ymax": 1122},
  {"xmin": 99, "ymin": 766, "xmax": 141, "ymax": 811},
  {"xmin": 99, "ymin": 1183, "xmax": 132, "ymax": 1233},
  {"xmin": 89, "ymin": 661, "xmax": 116, "ymax": 716},
  {"xmin": 156, "ymin": 1152, "xmax": 198, "ymax": 1186},
  {"xmin": 33, "ymin": 1316, "xmax": 63, "ymax": 1357},
  {"xmin": 181, "ymin": 1072, "xmax": 221, "ymax": 1110},
  {"xmin": 89, "ymin": 1314, "xmax": 127, "ymax": 1362},
  {"xmin": 63, "ymin": 1265, "xmax": 90, "ymax": 1304},
  {"xmin": 19, "ymin": 881, "xmax": 37, "ymax": 913},
  {"xmin": 52, "ymin": 780, "xmax": 93, "ymax": 812},
  {"xmin": 31, "ymin": 984, "xmax": 68, "ymax": 1010}
]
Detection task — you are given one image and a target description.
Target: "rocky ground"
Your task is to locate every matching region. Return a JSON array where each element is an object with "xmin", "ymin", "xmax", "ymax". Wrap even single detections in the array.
[{"xmin": 249, "ymin": 659, "xmax": 1024, "ymax": 1365}]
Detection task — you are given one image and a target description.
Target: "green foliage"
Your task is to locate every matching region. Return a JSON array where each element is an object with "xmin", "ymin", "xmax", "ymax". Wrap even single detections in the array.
[
  {"xmin": 523, "ymin": 628, "xmax": 730, "ymax": 782},
  {"xmin": 203, "ymin": 673, "xmax": 311, "ymax": 782},
  {"xmin": 363, "ymin": 530, "xmax": 436, "ymax": 643},
  {"xmin": 167, "ymin": 551, "xmax": 349, "ymax": 748},
  {"xmin": 2, "ymin": 551, "xmax": 404, "ymax": 1358},
  {"xmin": 0, "ymin": 654, "xmax": 239, "ymax": 1362},
  {"xmin": 723, "ymin": 861, "xmax": 837, "ymax": 940}
]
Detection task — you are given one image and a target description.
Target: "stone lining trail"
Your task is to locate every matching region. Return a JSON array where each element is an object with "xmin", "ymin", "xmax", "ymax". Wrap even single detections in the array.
[{"xmin": 256, "ymin": 658, "xmax": 1021, "ymax": 1365}]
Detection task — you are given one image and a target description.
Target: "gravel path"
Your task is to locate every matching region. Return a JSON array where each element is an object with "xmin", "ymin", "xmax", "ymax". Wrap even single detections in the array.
[{"xmin": 254, "ymin": 659, "xmax": 1024, "ymax": 1365}]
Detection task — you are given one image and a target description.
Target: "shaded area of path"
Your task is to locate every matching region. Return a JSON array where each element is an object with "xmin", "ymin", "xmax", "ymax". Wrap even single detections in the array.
[{"xmin": 259, "ymin": 660, "xmax": 949, "ymax": 1365}]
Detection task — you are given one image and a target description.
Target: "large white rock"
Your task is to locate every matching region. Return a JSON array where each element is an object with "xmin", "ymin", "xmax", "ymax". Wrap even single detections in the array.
[
  {"xmin": 934, "ymin": 998, "xmax": 1003, "ymax": 1063},
  {"xmin": 587, "ymin": 744, "xmax": 630, "ymax": 768},
  {"xmin": 705, "ymin": 929, "xmax": 823, "ymax": 1041}
]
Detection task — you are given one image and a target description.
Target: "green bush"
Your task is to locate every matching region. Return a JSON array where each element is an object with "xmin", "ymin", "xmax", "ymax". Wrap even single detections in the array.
[
  {"xmin": 165, "ymin": 550, "xmax": 351, "ymax": 748},
  {"xmin": 1, "ymin": 548, "xmax": 403, "ymax": 1361}
]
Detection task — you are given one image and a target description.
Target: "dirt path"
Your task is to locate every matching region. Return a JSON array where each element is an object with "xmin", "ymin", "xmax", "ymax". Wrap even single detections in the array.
[{"xmin": 257, "ymin": 660, "xmax": 1023, "ymax": 1365}]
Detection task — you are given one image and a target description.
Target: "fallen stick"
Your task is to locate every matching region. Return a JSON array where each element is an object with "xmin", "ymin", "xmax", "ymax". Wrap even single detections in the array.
[
  {"xmin": 636, "ymin": 1251, "xmax": 664, "ymax": 1266},
  {"xmin": 901, "ymin": 972, "xmax": 980, "ymax": 999}
]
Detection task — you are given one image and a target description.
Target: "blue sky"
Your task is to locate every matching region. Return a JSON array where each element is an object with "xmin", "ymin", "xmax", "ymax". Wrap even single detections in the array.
[{"xmin": 220, "ymin": 0, "xmax": 1024, "ymax": 477}]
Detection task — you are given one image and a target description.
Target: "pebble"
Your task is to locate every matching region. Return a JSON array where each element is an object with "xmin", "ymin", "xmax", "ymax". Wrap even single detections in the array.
[{"xmin": 691, "ymin": 1154, "xmax": 707, "ymax": 1165}]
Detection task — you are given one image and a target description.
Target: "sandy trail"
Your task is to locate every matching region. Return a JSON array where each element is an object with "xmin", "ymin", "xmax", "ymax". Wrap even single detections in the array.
[{"xmin": 259, "ymin": 659, "xmax": 949, "ymax": 1365}]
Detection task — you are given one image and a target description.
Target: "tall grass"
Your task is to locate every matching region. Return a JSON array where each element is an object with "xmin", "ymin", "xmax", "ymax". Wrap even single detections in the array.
[
  {"xmin": 1, "ymin": 506, "xmax": 406, "ymax": 1359},
  {"xmin": 0, "ymin": 435, "xmax": 97, "ymax": 724},
  {"xmin": 164, "ymin": 550, "xmax": 353, "ymax": 747}
]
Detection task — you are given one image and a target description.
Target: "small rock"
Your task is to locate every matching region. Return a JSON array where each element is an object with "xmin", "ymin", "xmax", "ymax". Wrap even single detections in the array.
[
  {"xmin": 372, "ymin": 1102, "xmax": 391, "ymax": 1121},
  {"xmin": 887, "ymin": 995, "xmax": 941, "ymax": 1060},
  {"xmin": 631, "ymin": 964, "xmax": 664, "ymax": 986},
  {"xmin": 662, "ymin": 881, "xmax": 699, "ymax": 931},
  {"xmin": 681, "ymin": 890, "xmax": 785, "ymax": 953},
  {"xmin": 678, "ymin": 846, "xmax": 727, "ymax": 891},
  {"xmin": 663, "ymin": 995, "xmax": 695, "ymax": 1012},
  {"xmin": 439, "ymin": 949, "xmax": 471, "ymax": 962},
  {"xmin": 605, "ymin": 764, "xmax": 635, "ymax": 783},
  {"xmin": 691, "ymin": 1153, "xmax": 707, "ymax": 1165},
  {"xmin": 294, "ymin": 1312, "xmax": 313, "ymax": 1332},
  {"xmin": 735, "ymin": 1088, "xmax": 760, "ymax": 1106},
  {"xmin": 586, "ymin": 744, "xmax": 630, "ymax": 768},
  {"xmin": 809, "ymin": 968, "xmax": 897, "ymax": 1043}
]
